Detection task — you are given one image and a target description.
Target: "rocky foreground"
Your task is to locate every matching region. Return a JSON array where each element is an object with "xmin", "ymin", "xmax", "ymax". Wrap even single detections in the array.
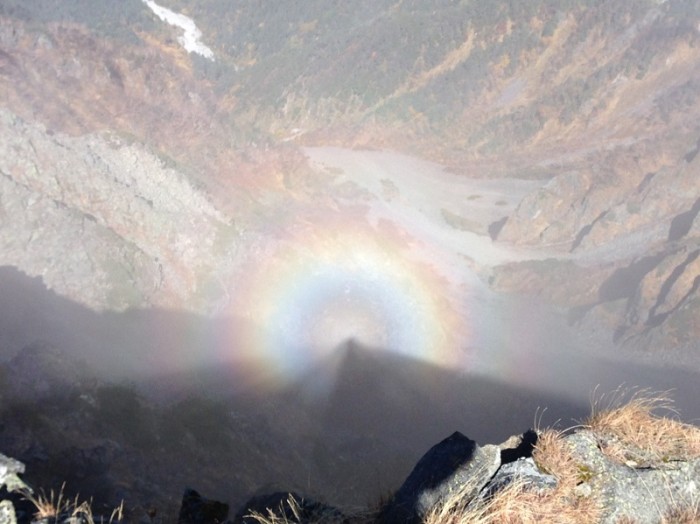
[{"xmin": 2, "ymin": 390, "xmax": 699, "ymax": 524}]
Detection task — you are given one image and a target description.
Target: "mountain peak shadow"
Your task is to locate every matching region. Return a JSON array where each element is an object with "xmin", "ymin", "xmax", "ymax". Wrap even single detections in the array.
[
  {"xmin": 296, "ymin": 339, "xmax": 588, "ymax": 448},
  {"xmin": 4, "ymin": 265, "xmax": 700, "ymax": 510},
  {"xmin": 242, "ymin": 338, "xmax": 590, "ymax": 506}
]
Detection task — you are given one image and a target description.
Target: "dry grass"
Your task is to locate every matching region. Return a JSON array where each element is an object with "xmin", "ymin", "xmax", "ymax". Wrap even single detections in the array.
[
  {"xmin": 660, "ymin": 503, "xmax": 700, "ymax": 524},
  {"xmin": 135, "ymin": 388, "xmax": 698, "ymax": 524},
  {"xmin": 586, "ymin": 388, "xmax": 700, "ymax": 465},
  {"xmin": 244, "ymin": 494, "xmax": 372, "ymax": 524},
  {"xmin": 581, "ymin": 388, "xmax": 700, "ymax": 522},
  {"xmin": 136, "ymin": 391, "xmax": 700, "ymax": 523},
  {"xmin": 21, "ymin": 483, "xmax": 124, "ymax": 523},
  {"xmin": 22, "ymin": 484, "xmax": 72, "ymax": 520},
  {"xmin": 659, "ymin": 474, "xmax": 700, "ymax": 524},
  {"xmin": 422, "ymin": 428, "xmax": 602, "ymax": 524},
  {"xmin": 423, "ymin": 475, "xmax": 526, "ymax": 524}
]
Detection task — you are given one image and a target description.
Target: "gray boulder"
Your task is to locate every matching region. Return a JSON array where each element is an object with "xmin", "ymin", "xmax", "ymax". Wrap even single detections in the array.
[
  {"xmin": 477, "ymin": 429, "xmax": 556, "ymax": 498},
  {"xmin": 566, "ymin": 430, "xmax": 700, "ymax": 524},
  {"xmin": 498, "ymin": 429, "xmax": 538, "ymax": 463},
  {"xmin": 483, "ymin": 457, "xmax": 557, "ymax": 498},
  {"xmin": 0, "ymin": 453, "xmax": 29, "ymax": 524},
  {"xmin": 0, "ymin": 453, "xmax": 29, "ymax": 494},
  {"xmin": 379, "ymin": 431, "xmax": 500, "ymax": 524}
]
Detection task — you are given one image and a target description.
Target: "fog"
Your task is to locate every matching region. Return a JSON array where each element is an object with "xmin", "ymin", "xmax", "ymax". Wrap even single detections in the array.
[
  {"xmin": 2, "ymin": 148, "xmax": 699, "ymax": 509},
  {"xmin": 2, "ymin": 0, "xmax": 700, "ymax": 517},
  {"xmin": 2, "ymin": 261, "xmax": 699, "ymax": 508}
]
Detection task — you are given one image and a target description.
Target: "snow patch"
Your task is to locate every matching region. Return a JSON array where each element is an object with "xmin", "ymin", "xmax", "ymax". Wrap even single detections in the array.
[{"xmin": 142, "ymin": 0, "xmax": 215, "ymax": 61}]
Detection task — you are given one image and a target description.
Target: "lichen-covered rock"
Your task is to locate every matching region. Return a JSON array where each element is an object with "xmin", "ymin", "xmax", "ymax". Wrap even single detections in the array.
[
  {"xmin": 566, "ymin": 429, "xmax": 700, "ymax": 524},
  {"xmin": 0, "ymin": 453, "xmax": 28, "ymax": 524},
  {"xmin": 0, "ymin": 453, "xmax": 28, "ymax": 494},
  {"xmin": 484, "ymin": 457, "xmax": 557, "ymax": 497},
  {"xmin": 0, "ymin": 500, "xmax": 16, "ymax": 524}
]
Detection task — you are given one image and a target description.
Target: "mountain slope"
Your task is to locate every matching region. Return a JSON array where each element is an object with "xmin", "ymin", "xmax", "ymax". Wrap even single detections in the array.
[{"xmin": 1, "ymin": 1, "xmax": 699, "ymax": 354}]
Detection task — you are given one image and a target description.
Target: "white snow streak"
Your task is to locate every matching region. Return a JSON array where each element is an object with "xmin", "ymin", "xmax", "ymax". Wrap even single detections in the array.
[{"xmin": 142, "ymin": 0, "xmax": 215, "ymax": 61}]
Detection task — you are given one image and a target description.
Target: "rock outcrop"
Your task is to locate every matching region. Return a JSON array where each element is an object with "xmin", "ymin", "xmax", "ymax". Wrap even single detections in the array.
[
  {"xmin": 566, "ymin": 430, "xmax": 700, "ymax": 524},
  {"xmin": 2, "ymin": 407, "xmax": 700, "ymax": 523},
  {"xmin": 0, "ymin": 108, "xmax": 238, "ymax": 313},
  {"xmin": 0, "ymin": 453, "xmax": 29, "ymax": 524},
  {"xmin": 241, "ymin": 421, "xmax": 700, "ymax": 524},
  {"xmin": 492, "ymin": 138, "xmax": 700, "ymax": 349},
  {"xmin": 379, "ymin": 432, "xmax": 500, "ymax": 524}
]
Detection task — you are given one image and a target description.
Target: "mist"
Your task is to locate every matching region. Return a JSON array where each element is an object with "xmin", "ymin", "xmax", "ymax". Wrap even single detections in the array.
[
  {"xmin": 2, "ymin": 140, "xmax": 700, "ymax": 508},
  {"xmin": 1, "ymin": 0, "xmax": 700, "ymax": 517}
]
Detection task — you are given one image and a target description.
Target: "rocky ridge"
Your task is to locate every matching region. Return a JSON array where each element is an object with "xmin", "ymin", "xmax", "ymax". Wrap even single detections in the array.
[
  {"xmin": 2, "ymin": 409, "xmax": 699, "ymax": 523},
  {"xmin": 222, "ymin": 413, "xmax": 700, "ymax": 524},
  {"xmin": 0, "ymin": 334, "xmax": 699, "ymax": 523}
]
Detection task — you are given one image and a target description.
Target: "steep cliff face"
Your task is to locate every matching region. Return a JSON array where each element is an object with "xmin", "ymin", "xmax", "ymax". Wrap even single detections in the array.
[
  {"xmin": 0, "ymin": 1, "xmax": 698, "ymax": 352},
  {"xmin": 0, "ymin": 12, "xmax": 298, "ymax": 313},
  {"xmin": 490, "ymin": 128, "xmax": 700, "ymax": 350},
  {"xmin": 0, "ymin": 109, "xmax": 237, "ymax": 311}
]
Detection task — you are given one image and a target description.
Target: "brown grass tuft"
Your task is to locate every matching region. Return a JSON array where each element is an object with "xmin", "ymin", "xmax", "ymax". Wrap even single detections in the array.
[
  {"xmin": 244, "ymin": 494, "xmax": 372, "ymax": 524},
  {"xmin": 21, "ymin": 483, "xmax": 124, "ymax": 523},
  {"xmin": 659, "ymin": 477, "xmax": 700, "ymax": 524},
  {"xmin": 422, "ymin": 469, "xmax": 523, "ymax": 524},
  {"xmin": 660, "ymin": 505, "xmax": 700, "ymax": 524},
  {"xmin": 532, "ymin": 429, "xmax": 580, "ymax": 489},
  {"xmin": 528, "ymin": 428, "xmax": 602, "ymax": 523},
  {"xmin": 21, "ymin": 483, "xmax": 71, "ymax": 520},
  {"xmin": 421, "ymin": 428, "xmax": 602, "ymax": 524},
  {"xmin": 586, "ymin": 388, "xmax": 700, "ymax": 465}
]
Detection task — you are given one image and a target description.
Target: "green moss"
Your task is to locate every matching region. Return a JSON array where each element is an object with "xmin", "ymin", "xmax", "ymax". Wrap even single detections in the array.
[{"xmin": 577, "ymin": 464, "xmax": 595, "ymax": 483}]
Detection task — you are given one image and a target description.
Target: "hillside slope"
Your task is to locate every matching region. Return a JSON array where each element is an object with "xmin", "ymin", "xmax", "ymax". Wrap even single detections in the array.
[{"xmin": 1, "ymin": 1, "xmax": 698, "ymax": 356}]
